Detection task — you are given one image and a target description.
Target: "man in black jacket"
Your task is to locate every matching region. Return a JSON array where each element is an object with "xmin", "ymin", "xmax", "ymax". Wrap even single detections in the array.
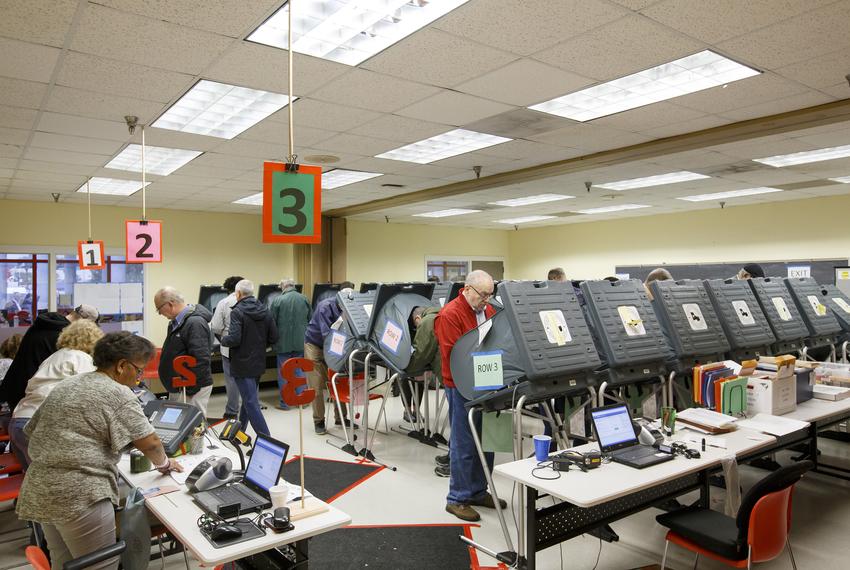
[
  {"xmin": 222, "ymin": 280, "xmax": 278, "ymax": 438},
  {"xmin": 155, "ymin": 287, "xmax": 214, "ymax": 417},
  {"xmin": 0, "ymin": 305, "xmax": 99, "ymax": 410}
]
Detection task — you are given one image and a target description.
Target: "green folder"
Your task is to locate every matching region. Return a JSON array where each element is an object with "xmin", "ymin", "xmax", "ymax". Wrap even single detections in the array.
[{"xmin": 721, "ymin": 377, "xmax": 748, "ymax": 416}]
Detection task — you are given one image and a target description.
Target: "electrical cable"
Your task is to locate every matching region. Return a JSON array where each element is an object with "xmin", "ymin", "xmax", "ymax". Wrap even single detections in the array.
[{"xmin": 590, "ymin": 536, "xmax": 602, "ymax": 570}]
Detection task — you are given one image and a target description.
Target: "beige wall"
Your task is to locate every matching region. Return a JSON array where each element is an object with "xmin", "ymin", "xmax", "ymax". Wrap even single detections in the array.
[
  {"xmin": 508, "ymin": 194, "xmax": 850, "ymax": 280},
  {"xmin": 345, "ymin": 220, "xmax": 509, "ymax": 286},
  {"xmin": 1, "ymin": 199, "xmax": 294, "ymax": 346}
]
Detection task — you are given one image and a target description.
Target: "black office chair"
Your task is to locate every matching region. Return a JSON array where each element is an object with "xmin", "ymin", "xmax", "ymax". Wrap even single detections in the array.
[{"xmin": 656, "ymin": 460, "xmax": 812, "ymax": 569}]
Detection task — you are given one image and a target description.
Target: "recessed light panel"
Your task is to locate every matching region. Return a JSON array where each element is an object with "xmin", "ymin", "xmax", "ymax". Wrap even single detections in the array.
[
  {"xmin": 105, "ymin": 144, "xmax": 203, "ymax": 176},
  {"xmin": 323, "ymin": 169, "xmax": 383, "ymax": 189},
  {"xmin": 76, "ymin": 178, "xmax": 151, "ymax": 196},
  {"xmin": 677, "ymin": 187, "xmax": 782, "ymax": 202},
  {"xmin": 153, "ymin": 80, "xmax": 293, "ymax": 140},
  {"xmin": 828, "ymin": 176, "xmax": 850, "ymax": 183},
  {"xmin": 595, "ymin": 171, "xmax": 710, "ymax": 191},
  {"xmin": 248, "ymin": 0, "xmax": 470, "ymax": 66},
  {"xmin": 530, "ymin": 50, "xmax": 759, "ymax": 121},
  {"xmin": 489, "ymin": 194, "xmax": 574, "ymax": 207},
  {"xmin": 495, "ymin": 215, "xmax": 556, "ymax": 224},
  {"xmin": 233, "ymin": 192, "xmax": 263, "ymax": 205},
  {"xmin": 754, "ymin": 145, "xmax": 850, "ymax": 167},
  {"xmin": 573, "ymin": 204, "xmax": 651, "ymax": 215},
  {"xmin": 413, "ymin": 208, "xmax": 481, "ymax": 218},
  {"xmin": 376, "ymin": 129, "xmax": 511, "ymax": 164}
]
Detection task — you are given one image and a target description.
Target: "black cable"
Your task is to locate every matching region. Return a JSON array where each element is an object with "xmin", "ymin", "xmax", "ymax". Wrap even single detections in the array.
[
  {"xmin": 531, "ymin": 460, "xmax": 562, "ymax": 480},
  {"xmin": 590, "ymin": 536, "xmax": 602, "ymax": 570}
]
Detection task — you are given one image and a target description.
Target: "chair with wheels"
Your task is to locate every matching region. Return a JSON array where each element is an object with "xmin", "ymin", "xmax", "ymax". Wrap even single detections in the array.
[
  {"xmin": 26, "ymin": 540, "xmax": 126, "ymax": 570},
  {"xmin": 656, "ymin": 460, "xmax": 813, "ymax": 569}
]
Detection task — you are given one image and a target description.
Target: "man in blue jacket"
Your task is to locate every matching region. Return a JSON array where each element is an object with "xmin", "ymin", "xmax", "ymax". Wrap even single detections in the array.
[{"xmin": 222, "ymin": 280, "xmax": 278, "ymax": 438}]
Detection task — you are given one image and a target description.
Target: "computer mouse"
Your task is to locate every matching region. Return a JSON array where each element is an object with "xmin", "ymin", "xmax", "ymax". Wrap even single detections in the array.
[{"xmin": 210, "ymin": 524, "xmax": 243, "ymax": 540}]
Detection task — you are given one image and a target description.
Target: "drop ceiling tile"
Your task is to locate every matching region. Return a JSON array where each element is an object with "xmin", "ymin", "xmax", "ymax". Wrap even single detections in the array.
[
  {"xmin": 776, "ymin": 49, "xmax": 850, "ymax": 90},
  {"xmin": 154, "ymin": 175, "xmax": 220, "ymax": 188},
  {"xmin": 716, "ymin": 2, "xmax": 850, "ymax": 70},
  {"xmin": 819, "ymin": 83, "xmax": 850, "ymax": 99},
  {"xmin": 214, "ymin": 138, "xmax": 288, "ymax": 160},
  {"xmin": 23, "ymin": 146, "xmax": 110, "ymax": 167},
  {"xmin": 340, "ymin": 156, "xmax": 418, "ymax": 176},
  {"xmin": 30, "ymin": 132, "xmax": 123, "ymax": 156},
  {"xmin": 238, "ymin": 121, "xmax": 335, "ymax": 147},
  {"xmin": 712, "ymin": 137, "xmax": 815, "ymax": 159},
  {"xmin": 348, "ymin": 115, "xmax": 453, "ymax": 144},
  {"xmin": 36, "ymin": 112, "xmax": 128, "ymax": 141},
  {"xmin": 310, "ymin": 69, "xmax": 440, "ymax": 113},
  {"xmin": 95, "ymin": 0, "xmax": 280, "ymax": 38},
  {"xmin": 70, "ymin": 4, "xmax": 233, "ymax": 75},
  {"xmin": 396, "ymin": 91, "xmax": 515, "ymax": 126},
  {"xmin": 433, "ymin": 0, "xmax": 628, "ymax": 56},
  {"xmin": 387, "ymin": 163, "xmax": 468, "ymax": 180},
  {"xmin": 476, "ymin": 139, "xmax": 576, "ymax": 161},
  {"xmin": 288, "ymin": 99, "xmax": 381, "ymax": 132},
  {"xmin": 315, "ymin": 133, "xmax": 400, "ymax": 157},
  {"xmin": 192, "ymin": 153, "xmax": 263, "ymax": 170},
  {"xmin": 0, "ymin": 128, "xmax": 29, "ymax": 146},
  {"xmin": 640, "ymin": 115, "xmax": 733, "ymax": 139},
  {"xmin": 0, "ymin": 106, "xmax": 38, "ymax": 130},
  {"xmin": 431, "ymin": 151, "xmax": 510, "ymax": 170},
  {"xmin": 0, "ymin": 169, "xmax": 13, "ymax": 178},
  {"xmin": 13, "ymin": 170, "xmax": 83, "ymax": 184},
  {"xmin": 0, "ymin": 78, "xmax": 48, "ymax": 109},
  {"xmin": 674, "ymin": 73, "xmax": 810, "ymax": 114},
  {"xmin": 793, "ymin": 129, "xmax": 850, "ymax": 149},
  {"xmin": 528, "ymin": 122, "xmax": 652, "ymax": 151},
  {"xmin": 648, "ymin": 150, "xmax": 736, "ymax": 170},
  {"xmin": 205, "ymin": 43, "xmax": 349, "ymax": 96},
  {"xmin": 361, "ymin": 28, "xmax": 517, "ymax": 88},
  {"xmin": 214, "ymin": 178, "xmax": 260, "ymax": 191},
  {"xmin": 169, "ymin": 163, "xmax": 245, "ymax": 180},
  {"xmin": 456, "ymin": 58, "xmax": 594, "ymax": 106},
  {"xmin": 717, "ymin": 91, "xmax": 837, "ymax": 122},
  {"xmin": 141, "ymin": 129, "xmax": 222, "ymax": 152},
  {"xmin": 609, "ymin": 0, "xmax": 663, "ymax": 9},
  {"xmin": 0, "ymin": 38, "xmax": 60, "ymax": 82},
  {"xmin": 0, "ymin": 0, "xmax": 78, "ymax": 47},
  {"xmin": 17, "ymin": 159, "xmax": 96, "ymax": 176},
  {"xmin": 44, "ymin": 86, "xmax": 165, "ymax": 124},
  {"xmin": 0, "ymin": 144, "xmax": 24, "ymax": 158},
  {"xmin": 594, "ymin": 103, "xmax": 706, "ymax": 133},
  {"xmin": 534, "ymin": 14, "xmax": 705, "ymax": 82}
]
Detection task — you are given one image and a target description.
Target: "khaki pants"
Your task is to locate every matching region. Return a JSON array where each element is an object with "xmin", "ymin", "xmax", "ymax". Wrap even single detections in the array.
[
  {"xmin": 41, "ymin": 499, "xmax": 118, "ymax": 570},
  {"xmin": 168, "ymin": 384, "xmax": 213, "ymax": 418},
  {"xmin": 304, "ymin": 342, "xmax": 342, "ymax": 425}
]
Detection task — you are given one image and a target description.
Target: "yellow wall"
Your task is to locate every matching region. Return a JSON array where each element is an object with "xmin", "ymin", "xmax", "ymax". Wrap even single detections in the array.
[
  {"xmin": 508, "ymin": 194, "xmax": 850, "ymax": 280},
  {"xmin": 344, "ymin": 220, "xmax": 510, "ymax": 286},
  {"xmin": 1, "ymin": 199, "xmax": 294, "ymax": 346}
]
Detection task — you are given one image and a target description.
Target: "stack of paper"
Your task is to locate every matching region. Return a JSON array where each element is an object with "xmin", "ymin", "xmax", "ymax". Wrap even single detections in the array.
[
  {"xmin": 737, "ymin": 413, "xmax": 809, "ymax": 437},
  {"xmin": 812, "ymin": 384, "xmax": 850, "ymax": 401},
  {"xmin": 677, "ymin": 408, "xmax": 738, "ymax": 433}
]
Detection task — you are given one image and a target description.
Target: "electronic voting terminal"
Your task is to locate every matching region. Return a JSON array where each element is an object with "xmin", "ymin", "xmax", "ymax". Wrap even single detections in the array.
[
  {"xmin": 144, "ymin": 400, "xmax": 204, "ymax": 455},
  {"xmin": 703, "ymin": 278, "xmax": 775, "ymax": 360},
  {"xmin": 784, "ymin": 277, "xmax": 842, "ymax": 349},
  {"xmin": 817, "ymin": 284, "xmax": 850, "ymax": 336},
  {"xmin": 748, "ymin": 277, "xmax": 809, "ymax": 354}
]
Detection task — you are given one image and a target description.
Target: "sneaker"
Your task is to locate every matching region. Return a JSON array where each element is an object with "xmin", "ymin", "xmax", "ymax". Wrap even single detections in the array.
[
  {"xmin": 435, "ymin": 453, "xmax": 449, "ymax": 467},
  {"xmin": 314, "ymin": 422, "xmax": 327, "ymax": 435},
  {"xmin": 278, "ymin": 402, "xmax": 290, "ymax": 411},
  {"xmin": 434, "ymin": 464, "xmax": 450, "ymax": 478},
  {"xmin": 403, "ymin": 410, "xmax": 418, "ymax": 423},
  {"xmin": 334, "ymin": 418, "xmax": 359, "ymax": 429},
  {"xmin": 469, "ymin": 492, "xmax": 507, "ymax": 510},
  {"xmin": 222, "ymin": 412, "xmax": 238, "ymax": 420},
  {"xmin": 446, "ymin": 503, "xmax": 480, "ymax": 522}
]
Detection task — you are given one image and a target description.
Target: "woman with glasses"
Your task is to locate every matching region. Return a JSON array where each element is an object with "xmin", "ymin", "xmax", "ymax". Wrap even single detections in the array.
[
  {"xmin": 16, "ymin": 332, "xmax": 183, "ymax": 570},
  {"xmin": 8, "ymin": 320, "xmax": 103, "ymax": 468}
]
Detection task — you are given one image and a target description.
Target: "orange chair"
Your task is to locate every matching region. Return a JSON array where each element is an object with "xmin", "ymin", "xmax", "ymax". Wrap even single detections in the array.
[
  {"xmin": 326, "ymin": 371, "xmax": 388, "ymax": 433},
  {"xmin": 0, "ymin": 473, "xmax": 23, "ymax": 502},
  {"xmin": 26, "ymin": 540, "xmax": 126, "ymax": 570},
  {"xmin": 142, "ymin": 348, "xmax": 162, "ymax": 382},
  {"xmin": 657, "ymin": 461, "xmax": 812, "ymax": 569}
]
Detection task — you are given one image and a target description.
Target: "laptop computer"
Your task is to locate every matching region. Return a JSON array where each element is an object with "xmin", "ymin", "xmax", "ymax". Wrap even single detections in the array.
[
  {"xmin": 194, "ymin": 434, "xmax": 290, "ymax": 515},
  {"xmin": 590, "ymin": 403, "xmax": 673, "ymax": 469}
]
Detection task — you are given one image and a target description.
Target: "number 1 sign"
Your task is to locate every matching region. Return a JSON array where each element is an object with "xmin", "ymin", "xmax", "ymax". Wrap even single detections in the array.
[
  {"xmin": 262, "ymin": 162, "xmax": 322, "ymax": 244},
  {"xmin": 77, "ymin": 240, "xmax": 105, "ymax": 270},
  {"xmin": 125, "ymin": 220, "xmax": 162, "ymax": 263}
]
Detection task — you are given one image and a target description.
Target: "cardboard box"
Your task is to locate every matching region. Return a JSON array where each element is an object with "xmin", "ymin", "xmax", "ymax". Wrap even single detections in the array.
[{"xmin": 747, "ymin": 358, "xmax": 798, "ymax": 416}]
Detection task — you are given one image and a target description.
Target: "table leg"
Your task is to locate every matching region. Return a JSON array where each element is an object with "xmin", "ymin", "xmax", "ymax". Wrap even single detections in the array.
[
  {"xmin": 295, "ymin": 537, "xmax": 308, "ymax": 569},
  {"xmin": 526, "ymin": 485, "xmax": 536, "ymax": 570}
]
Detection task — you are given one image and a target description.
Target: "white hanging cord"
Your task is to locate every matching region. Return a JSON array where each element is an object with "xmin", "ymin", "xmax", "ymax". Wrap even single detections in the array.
[
  {"xmin": 86, "ymin": 178, "xmax": 92, "ymax": 240},
  {"xmin": 141, "ymin": 125, "xmax": 147, "ymax": 220},
  {"xmin": 287, "ymin": 0, "xmax": 296, "ymax": 164}
]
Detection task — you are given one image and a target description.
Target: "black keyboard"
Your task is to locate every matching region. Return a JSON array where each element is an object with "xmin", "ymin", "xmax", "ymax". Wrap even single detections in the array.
[
  {"xmin": 212, "ymin": 484, "xmax": 264, "ymax": 505},
  {"xmin": 614, "ymin": 445, "xmax": 656, "ymax": 461}
]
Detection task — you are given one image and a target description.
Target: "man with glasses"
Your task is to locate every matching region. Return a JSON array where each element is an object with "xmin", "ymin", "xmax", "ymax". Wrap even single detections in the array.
[
  {"xmin": 154, "ymin": 287, "xmax": 214, "ymax": 417},
  {"xmin": 434, "ymin": 270, "xmax": 505, "ymax": 522}
]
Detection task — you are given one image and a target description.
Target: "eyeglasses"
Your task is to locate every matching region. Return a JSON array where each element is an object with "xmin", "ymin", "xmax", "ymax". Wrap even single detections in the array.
[
  {"xmin": 467, "ymin": 284, "xmax": 493, "ymax": 300},
  {"xmin": 155, "ymin": 300, "xmax": 171, "ymax": 314},
  {"xmin": 126, "ymin": 361, "xmax": 145, "ymax": 378}
]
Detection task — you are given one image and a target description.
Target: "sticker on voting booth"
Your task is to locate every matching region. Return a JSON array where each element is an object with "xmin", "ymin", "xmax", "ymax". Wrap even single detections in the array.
[
  {"xmin": 732, "ymin": 300, "xmax": 755, "ymax": 326},
  {"xmin": 617, "ymin": 305, "xmax": 646, "ymax": 336},
  {"xmin": 379, "ymin": 320, "xmax": 403, "ymax": 354},
  {"xmin": 832, "ymin": 297, "xmax": 850, "ymax": 314},
  {"xmin": 77, "ymin": 240, "xmax": 105, "ymax": 270},
  {"xmin": 125, "ymin": 220, "xmax": 162, "ymax": 263},
  {"xmin": 472, "ymin": 350, "xmax": 504, "ymax": 391},
  {"xmin": 328, "ymin": 331, "xmax": 347, "ymax": 357},
  {"xmin": 772, "ymin": 297, "xmax": 793, "ymax": 321},
  {"xmin": 682, "ymin": 303, "xmax": 708, "ymax": 331},
  {"xmin": 539, "ymin": 310, "xmax": 570, "ymax": 346},
  {"xmin": 363, "ymin": 304, "xmax": 373, "ymax": 317},
  {"xmin": 806, "ymin": 295, "xmax": 828, "ymax": 316}
]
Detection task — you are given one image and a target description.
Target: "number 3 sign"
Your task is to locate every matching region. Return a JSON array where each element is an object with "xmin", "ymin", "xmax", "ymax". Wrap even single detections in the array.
[
  {"xmin": 77, "ymin": 240, "xmax": 105, "ymax": 270},
  {"xmin": 262, "ymin": 162, "xmax": 322, "ymax": 244},
  {"xmin": 125, "ymin": 220, "xmax": 162, "ymax": 263}
]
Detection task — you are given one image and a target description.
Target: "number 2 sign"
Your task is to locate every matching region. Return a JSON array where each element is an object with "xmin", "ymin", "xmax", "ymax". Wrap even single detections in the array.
[
  {"xmin": 77, "ymin": 240, "xmax": 105, "ymax": 270},
  {"xmin": 262, "ymin": 162, "xmax": 322, "ymax": 244},
  {"xmin": 125, "ymin": 220, "xmax": 162, "ymax": 263}
]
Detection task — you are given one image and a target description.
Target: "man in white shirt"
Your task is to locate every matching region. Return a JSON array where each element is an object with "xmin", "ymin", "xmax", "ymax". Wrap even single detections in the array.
[{"xmin": 210, "ymin": 276, "xmax": 243, "ymax": 419}]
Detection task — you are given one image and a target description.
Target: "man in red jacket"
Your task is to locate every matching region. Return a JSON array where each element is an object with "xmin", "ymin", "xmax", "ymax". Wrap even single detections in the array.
[{"xmin": 435, "ymin": 270, "xmax": 505, "ymax": 522}]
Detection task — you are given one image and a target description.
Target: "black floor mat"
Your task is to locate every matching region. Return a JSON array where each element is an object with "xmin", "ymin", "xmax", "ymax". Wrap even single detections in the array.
[
  {"xmin": 307, "ymin": 525, "xmax": 474, "ymax": 569},
  {"xmin": 282, "ymin": 456, "xmax": 383, "ymax": 503}
]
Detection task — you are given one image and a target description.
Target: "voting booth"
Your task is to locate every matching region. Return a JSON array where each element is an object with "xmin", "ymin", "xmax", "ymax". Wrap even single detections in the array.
[
  {"xmin": 785, "ymin": 277, "xmax": 842, "ymax": 358},
  {"xmin": 748, "ymin": 277, "xmax": 809, "ymax": 354},
  {"xmin": 430, "ymin": 281, "xmax": 463, "ymax": 308},
  {"xmin": 323, "ymin": 289, "xmax": 376, "ymax": 373},
  {"xmin": 816, "ymin": 284, "xmax": 850, "ymax": 362},
  {"xmin": 704, "ymin": 278, "xmax": 776, "ymax": 361},
  {"xmin": 366, "ymin": 283, "xmax": 435, "ymax": 374},
  {"xmin": 198, "ymin": 285, "xmax": 227, "ymax": 312},
  {"xmin": 312, "ymin": 283, "xmax": 344, "ymax": 309},
  {"xmin": 258, "ymin": 283, "xmax": 303, "ymax": 307}
]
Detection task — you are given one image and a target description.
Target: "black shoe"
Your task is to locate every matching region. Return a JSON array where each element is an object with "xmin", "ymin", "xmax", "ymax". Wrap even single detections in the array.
[
  {"xmin": 315, "ymin": 422, "xmax": 327, "ymax": 435},
  {"xmin": 335, "ymin": 418, "xmax": 359, "ymax": 429},
  {"xmin": 434, "ymin": 464, "xmax": 450, "ymax": 478},
  {"xmin": 223, "ymin": 412, "xmax": 238, "ymax": 420},
  {"xmin": 469, "ymin": 492, "xmax": 507, "ymax": 509},
  {"xmin": 403, "ymin": 410, "xmax": 417, "ymax": 423},
  {"xmin": 435, "ymin": 453, "xmax": 449, "ymax": 467}
]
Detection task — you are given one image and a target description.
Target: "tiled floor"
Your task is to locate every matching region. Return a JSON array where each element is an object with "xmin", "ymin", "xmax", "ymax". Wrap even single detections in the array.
[{"xmin": 2, "ymin": 387, "xmax": 850, "ymax": 569}]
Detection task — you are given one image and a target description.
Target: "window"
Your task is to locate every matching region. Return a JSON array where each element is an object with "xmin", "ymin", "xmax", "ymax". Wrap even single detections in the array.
[
  {"xmin": 56, "ymin": 255, "xmax": 144, "ymax": 330},
  {"xmin": 0, "ymin": 254, "xmax": 49, "ymax": 326},
  {"xmin": 426, "ymin": 260, "xmax": 469, "ymax": 282}
]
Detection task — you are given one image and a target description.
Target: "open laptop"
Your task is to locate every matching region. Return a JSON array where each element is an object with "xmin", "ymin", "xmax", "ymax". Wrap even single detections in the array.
[
  {"xmin": 590, "ymin": 403, "xmax": 673, "ymax": 469},
  {"xmin": 194, "ymin": 434, "xmax": 290, "ymax": 515}
]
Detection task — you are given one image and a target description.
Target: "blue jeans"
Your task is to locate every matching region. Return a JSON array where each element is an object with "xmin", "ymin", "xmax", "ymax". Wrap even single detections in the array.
[
  {"xmin": 276, "ymin": 352, "xmax": 304, "ymax": 408},
  {"xmin": 234, "ymin": 376, "xmax": 270, "ymax": 438},
  {"xmin": 446, "ymin": 387, "xmax": 493, "ymax": 505},
  {"xmin": 221, "ymin": 356, "xmax": 241, "ymax": 416},
  {"xmin": 9, "ymin": 417, "xmax": 31, "ymax": 469}
]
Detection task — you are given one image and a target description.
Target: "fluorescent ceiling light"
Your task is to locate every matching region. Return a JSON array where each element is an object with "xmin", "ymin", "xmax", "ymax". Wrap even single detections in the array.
[
  {"xmin": 233, "ymin": 192, "xmax": 263, "ymax": 206},
  {"xmin": 489, "ymin": 194, "xmax": 574, "ymax": 207},
  {"xmin": 530, "ymin": 50, "xmax": 759, "ymax": 122},
  {"xmin": 677, "ymin": 187, "xmax": 782, "ymax": 202},
  {"xmin": 573, "ymin": 204, "xmax": 651, "ymax": 215},
  {"xmin": 152, "ymin": 80, "xmax": 294, "ymax": 140},
  {"xmin": 323, "ymin": 169, "xmax": 383, "ymax": 189},
  {"xmin": 754, "ymin": 144, "xmax": 850, "ymax": 167},
  {"xmin": 495, "ymin": 215, "xmax": 556, "ymax": 224},
  {"xmin": 248, "ymin": 0, "xmax": 470, "ymax": 66},
  {"xmin": 76, "ymin": 178, "xmax": 151, "ymax": 196},
  {"xmin": 105, "ymin": 144, "xmax": 202, "ymax": 176},
  {"xmin": 595, "ymin": 171, "xmax": 710, "ymax": 191},
  {"xmin": 828, "ymin": 176, "xmax": 850, "ymax": 183},
  {"xmin": 413, "ymin": 208, "xmax": 481, "ymax": 218},
  {"xmin": 376, "ymin": 129, "xmax": 511, "ymax": 164}
]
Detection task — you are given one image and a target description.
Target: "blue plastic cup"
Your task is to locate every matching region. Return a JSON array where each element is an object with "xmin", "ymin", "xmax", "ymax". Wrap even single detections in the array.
[{"xmin": 533, "ymin": 434, "xmax": 552, "ymax": 462}]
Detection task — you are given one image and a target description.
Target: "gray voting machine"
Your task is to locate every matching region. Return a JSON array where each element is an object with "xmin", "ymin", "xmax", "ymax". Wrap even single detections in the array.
[
  {"xmin": 323, "ymin": 289, "xmax": 376, "ymax": 373},
  {"xmin": 816, "ymin": 284, "xmax": 850, "ymax": 338},
  {"xmin": 748, "ymin": 277, "xmax": 809, "ymax": 354},
  {"xmin": 366, "ymin": 283, "xmax": 435, "ymax": 374},
  {"xmin": 784, "ymin": 277, "xmax": 842, "ymax": 349},
  {"xmin": 703, "ymin": 278, "xmax": 776, "ymax": 360},
  {"xmin": 430, "ymin": 281, "xmax": 462, "ymax": 308}
]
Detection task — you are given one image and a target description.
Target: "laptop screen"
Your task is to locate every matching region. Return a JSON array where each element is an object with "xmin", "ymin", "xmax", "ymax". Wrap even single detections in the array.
[
  {"xmin": 591, "ymin": 404, "xmax": 637, "ymax": 451},
  {"xmin": 244, "ymin": 435, "xmax": 289, "ymax": 493}
]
